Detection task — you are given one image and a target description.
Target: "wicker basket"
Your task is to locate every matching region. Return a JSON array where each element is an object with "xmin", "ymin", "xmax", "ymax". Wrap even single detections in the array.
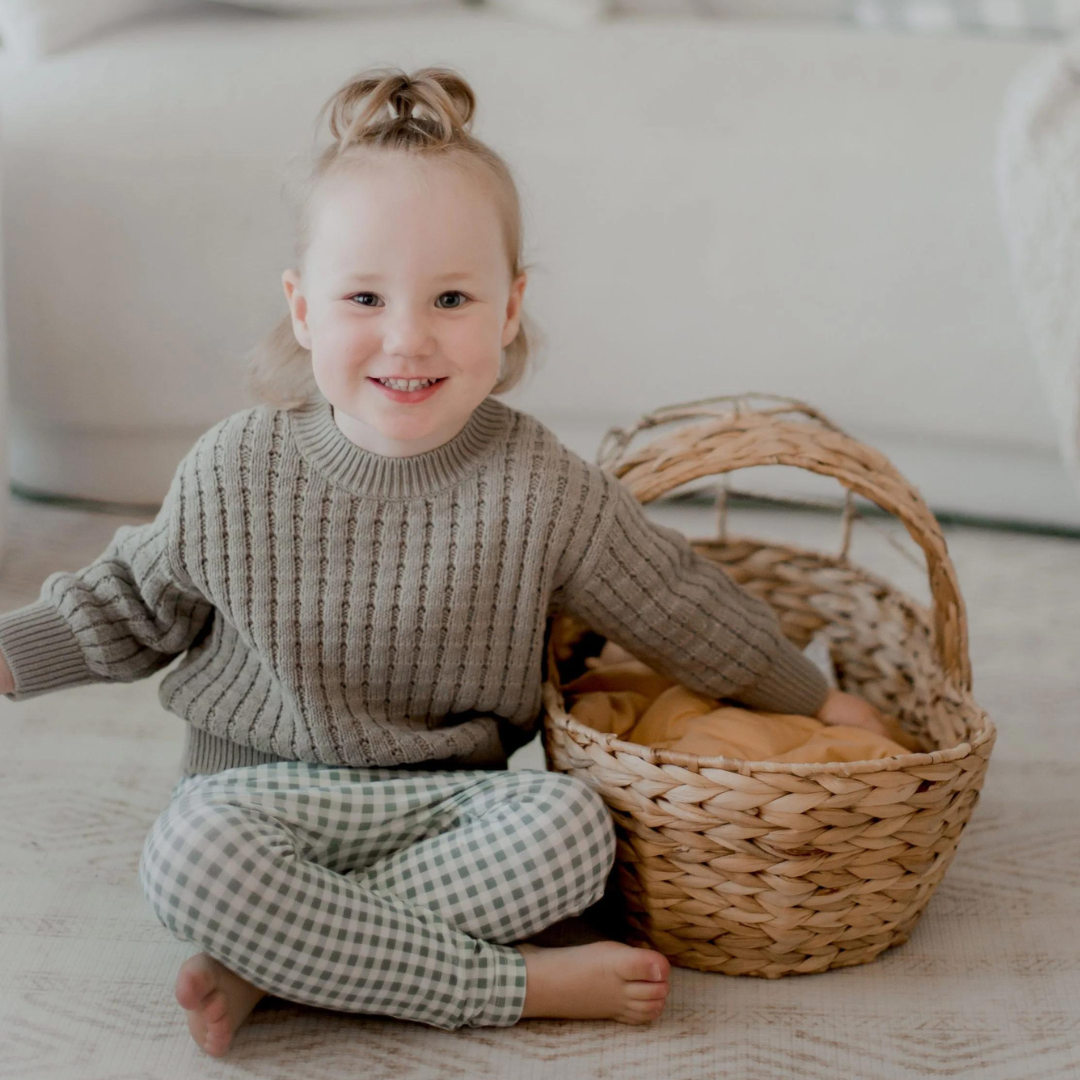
[{"xmin": 540, "ymin": 393, "xmax": 996, "ymax": 979}]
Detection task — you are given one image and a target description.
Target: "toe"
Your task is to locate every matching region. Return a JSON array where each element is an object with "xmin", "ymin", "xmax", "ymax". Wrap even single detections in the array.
[
  {"xmin": 175, "ymin": 968, "xmax": 212, "ymax": 1011},
  {"xmin": 202, "ymin": 1014, "xmax": 234, "ymax": 1056},
  {"xmin": 614, "ymin": 946, "xmax": 670, "ymax": 983},
  {"xmin": 625, "ymin": 980, "xmax": 669, "ymax": 1001},
  {"xmin": 202, "ymin": 988, "xmax": 231, "ymax": 1026},
  {"xmin": 204, "ymin": 1032, "xmax": 232, "ymax": 1059},
  {"xmin": 622, "ymin": 999, "xmax": 665, "ymax": 1024}
]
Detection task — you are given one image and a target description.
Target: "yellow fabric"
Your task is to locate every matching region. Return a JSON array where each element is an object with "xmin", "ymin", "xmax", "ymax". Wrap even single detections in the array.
[{"xmin": 563, "ymin": 640, "xmax": 920, "ymax": 763}]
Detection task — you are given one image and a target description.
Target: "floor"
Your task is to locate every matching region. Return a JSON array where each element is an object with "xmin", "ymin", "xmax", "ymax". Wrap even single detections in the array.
[{"xmin": 0, "ymin": 491, "xmax": 1078, "ymax": 1079}]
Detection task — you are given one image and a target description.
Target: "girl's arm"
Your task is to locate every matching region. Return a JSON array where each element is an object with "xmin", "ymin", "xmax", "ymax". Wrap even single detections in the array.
[
  {"xmin": 0, "ymin": 456, "xmax": 214, "ymax": 702},
  {"xmin": 552, "ymin": 475, "xmax": 830, "ymax": 719}
]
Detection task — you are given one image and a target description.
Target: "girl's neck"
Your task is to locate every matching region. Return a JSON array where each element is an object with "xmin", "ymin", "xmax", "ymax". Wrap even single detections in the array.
[{"xmin": 330, "ymin": 405, "xmax": 467, "ymax": 458}]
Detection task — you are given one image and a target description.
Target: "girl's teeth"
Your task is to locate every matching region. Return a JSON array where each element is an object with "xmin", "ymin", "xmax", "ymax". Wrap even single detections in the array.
[{"xmin": 379, "ymin": 377, "xmax": 437, "ymax": 391}]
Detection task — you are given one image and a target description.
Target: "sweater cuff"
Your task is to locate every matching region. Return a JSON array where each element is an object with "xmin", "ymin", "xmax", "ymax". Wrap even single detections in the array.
[
  {"xmin": 0, "ymin": 600, "xmax": 96, "ymax": 700},
  {"xmin": 731, "ymin": 634, "xmax": 832, "ymax": 717}
]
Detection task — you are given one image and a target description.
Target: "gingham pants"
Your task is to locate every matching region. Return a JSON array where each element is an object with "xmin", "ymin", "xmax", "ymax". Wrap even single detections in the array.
[{"xmin": 137, "ymin": 759, "xmax": 618, "ymax": 1030}]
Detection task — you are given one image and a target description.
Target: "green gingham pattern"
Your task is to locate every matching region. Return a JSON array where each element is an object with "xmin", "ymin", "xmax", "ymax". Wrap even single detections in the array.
[{"xmin": 138, "ymin": 760, "xmax": 618, "ymax": 1030}]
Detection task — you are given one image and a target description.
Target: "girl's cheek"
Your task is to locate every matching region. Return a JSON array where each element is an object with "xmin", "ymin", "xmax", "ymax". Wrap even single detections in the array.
[{"xmin": 324, "ymin": 318, "xmax": 372, "ymax": 352}]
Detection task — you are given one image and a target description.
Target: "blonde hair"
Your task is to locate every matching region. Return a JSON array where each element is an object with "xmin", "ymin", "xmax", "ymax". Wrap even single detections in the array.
[{"xmin": 244, "ymin": 65, "xmax": 543, "ymax": 410}]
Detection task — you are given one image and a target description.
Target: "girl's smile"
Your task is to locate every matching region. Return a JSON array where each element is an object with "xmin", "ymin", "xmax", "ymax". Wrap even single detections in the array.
[{"xmin": 367, "ymin": 375, "xmax": 447, "ymax": 403}]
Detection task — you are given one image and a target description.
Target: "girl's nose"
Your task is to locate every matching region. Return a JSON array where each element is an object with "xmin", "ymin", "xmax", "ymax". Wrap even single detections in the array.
[{"xmin": 383, "ymin": 311, "xmax": 434, "ymax": 355}]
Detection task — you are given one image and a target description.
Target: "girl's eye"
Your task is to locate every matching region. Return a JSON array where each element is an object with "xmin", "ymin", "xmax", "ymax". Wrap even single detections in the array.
[
  {"xmin": 348, "ymin": 291, "xmax": 470, "ymax": 309},
  {"xmin": 437, "ymin": 291, "xmax": 469, "ymax": 309}
]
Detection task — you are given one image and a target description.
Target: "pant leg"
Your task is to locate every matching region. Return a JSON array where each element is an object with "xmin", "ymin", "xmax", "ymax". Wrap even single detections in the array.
[
  {"xmin": 347, "ymin": 765, "xmax": 618, "ymax": 944},
  {"xmin": 138, "ymin": 759, "xmax": 616, "ymax": 1031},
  {"xmin": 164, "ymin": 760, "xmax": 618, "ymax": 943}
]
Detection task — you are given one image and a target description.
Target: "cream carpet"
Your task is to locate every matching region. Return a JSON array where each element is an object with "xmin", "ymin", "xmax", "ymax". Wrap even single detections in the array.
[{"xmin": 0, "ymin": 492, "xmax": 1077, "ymax": 1080}]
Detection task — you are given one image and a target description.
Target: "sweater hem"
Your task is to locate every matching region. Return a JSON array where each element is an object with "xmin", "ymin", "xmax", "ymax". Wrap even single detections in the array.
[{"xmin": 178, "ymin": 724, "xmax": 515, "ymax": 780}]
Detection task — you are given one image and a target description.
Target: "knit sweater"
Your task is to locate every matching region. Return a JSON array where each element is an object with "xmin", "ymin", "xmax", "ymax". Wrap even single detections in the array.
[{"xmin": 0, "ymin": 391, "xmax": 830, "ymax": 778}]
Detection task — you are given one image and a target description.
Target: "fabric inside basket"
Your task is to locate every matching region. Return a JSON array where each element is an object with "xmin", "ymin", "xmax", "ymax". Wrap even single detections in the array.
[{"xmin": 560, "ymin": 637, "xmax": 923, "ymax": 762}]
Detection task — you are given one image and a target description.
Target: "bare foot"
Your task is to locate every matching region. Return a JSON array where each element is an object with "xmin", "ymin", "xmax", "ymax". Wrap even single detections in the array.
[
  {"xmin": 514, "ymin": 939, "xmax": 671, "ymax": 1024},
  {"xmin": 174, "ymin": 951, "xmax": 268, "ymax": 1057}
]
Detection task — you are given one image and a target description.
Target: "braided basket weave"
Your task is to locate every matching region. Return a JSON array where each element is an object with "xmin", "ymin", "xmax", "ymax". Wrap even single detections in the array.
[{"xmin": 540, "ymin": 394, "xmax": 996, "ymax": 979}]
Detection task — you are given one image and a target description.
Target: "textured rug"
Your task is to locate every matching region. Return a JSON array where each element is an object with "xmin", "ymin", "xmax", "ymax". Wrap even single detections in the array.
[{"xmin": 0, "ymin": 492, "xmax": 1077, "ymax": 1080}]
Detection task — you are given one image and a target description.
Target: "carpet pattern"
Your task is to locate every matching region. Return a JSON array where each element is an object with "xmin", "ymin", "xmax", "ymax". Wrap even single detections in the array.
[{"xmin": 0, "ymin": 493, "xmax": 1077, "ymax": 1079}]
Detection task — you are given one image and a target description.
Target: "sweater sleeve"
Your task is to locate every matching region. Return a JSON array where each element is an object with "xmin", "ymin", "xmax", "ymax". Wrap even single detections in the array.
[
  {"xmin": 0, "ymin": 455, "xmax": 215, "ymax": 701},
  {"xmin": 552, "ymin": 474, "xmax": 830, "ymax": 718}
]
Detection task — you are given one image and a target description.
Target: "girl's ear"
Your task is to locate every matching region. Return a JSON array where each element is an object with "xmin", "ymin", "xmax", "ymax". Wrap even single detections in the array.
[
  {"xmin": 502, "ymin": 270, "xmax": 527, "ymax": 348},
  {"xmin": 282, "ymin": 269, "xmax": 312, "ymax": 350}
]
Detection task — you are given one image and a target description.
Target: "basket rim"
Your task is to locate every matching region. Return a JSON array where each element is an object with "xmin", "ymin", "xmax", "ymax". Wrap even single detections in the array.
[{"xmin": 542, "ymin": 688, "xmax": 994, "ymax": 778}]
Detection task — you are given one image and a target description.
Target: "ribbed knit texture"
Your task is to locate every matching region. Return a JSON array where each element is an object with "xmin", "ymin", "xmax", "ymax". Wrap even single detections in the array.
[{"xmin": 0, "ymin": 390, "xmax": 829, "ymax": 778}]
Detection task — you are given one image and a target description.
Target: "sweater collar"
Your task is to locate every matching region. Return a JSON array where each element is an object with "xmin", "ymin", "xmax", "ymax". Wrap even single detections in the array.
[{"xmin": 288, "ymin": 389, "xmax": 513, "ymax": 499}]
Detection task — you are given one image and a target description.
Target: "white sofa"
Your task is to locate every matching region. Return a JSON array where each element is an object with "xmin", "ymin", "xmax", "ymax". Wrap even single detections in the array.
[{"xmin": 1, "ymin": 4, "xmax": 1077, "ymax": 527}]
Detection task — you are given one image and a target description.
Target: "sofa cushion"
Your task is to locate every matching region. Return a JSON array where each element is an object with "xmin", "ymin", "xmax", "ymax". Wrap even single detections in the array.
[
  {"xmin": 0, "ymin": 0, "xmax": 193, "ymax": 61},
  {"xmin": 850, "ymin": 0, "xmax": 1080, "ymax": 35},
  {"xmin": 618, "ymin": 0, "xmax": 1080, "ymax": 36},
  {"xmin": 211, "ymin": 0, "xmax": 606, "ymax": 26},
  {"xmin": 212, "ymin": 0, "xmax": 462, "ymax": 12}
]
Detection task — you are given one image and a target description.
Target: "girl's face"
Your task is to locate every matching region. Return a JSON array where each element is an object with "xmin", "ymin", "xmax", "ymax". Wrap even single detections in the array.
[{"xmin": 282, "ymin": 156, "xmax": 527, "ymax": 457}]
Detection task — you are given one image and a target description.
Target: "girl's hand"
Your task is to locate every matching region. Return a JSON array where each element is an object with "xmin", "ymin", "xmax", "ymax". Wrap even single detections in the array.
[
  {"xmin": 0, "ymin": 649, "xmax": 13, "ymax": 696},
  {"xmin": 814, "ymin": 688, "xmax": 891, "ymax": 738}
]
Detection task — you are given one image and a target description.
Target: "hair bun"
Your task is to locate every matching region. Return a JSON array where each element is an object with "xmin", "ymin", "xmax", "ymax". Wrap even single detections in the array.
[{"xmin": 318, "ymin": 65, "xmax": 477, "ymax": 151}]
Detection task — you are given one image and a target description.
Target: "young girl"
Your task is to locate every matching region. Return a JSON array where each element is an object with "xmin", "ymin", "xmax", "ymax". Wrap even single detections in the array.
[{"xmin": 0, "ymin": 65, "xmax": 889, "ymax": 1057}]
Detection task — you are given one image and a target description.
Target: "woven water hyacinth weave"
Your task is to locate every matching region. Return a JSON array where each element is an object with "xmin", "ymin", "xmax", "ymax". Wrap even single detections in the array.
[{"xmin": 541, "ymin": 393, "xmax": 996, "ymax": 979}]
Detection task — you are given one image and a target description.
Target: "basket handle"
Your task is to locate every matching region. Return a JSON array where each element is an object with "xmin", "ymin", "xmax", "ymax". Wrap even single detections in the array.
[{"xmin": 596, "ymin": 393, "xmax": 972, "ymax": 692}]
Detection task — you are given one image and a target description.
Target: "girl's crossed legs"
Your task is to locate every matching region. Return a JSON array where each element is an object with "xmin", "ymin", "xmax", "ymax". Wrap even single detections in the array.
[{"xmin": 138, "ymin": 759, "xmax": 671, "ymax": 1054}]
